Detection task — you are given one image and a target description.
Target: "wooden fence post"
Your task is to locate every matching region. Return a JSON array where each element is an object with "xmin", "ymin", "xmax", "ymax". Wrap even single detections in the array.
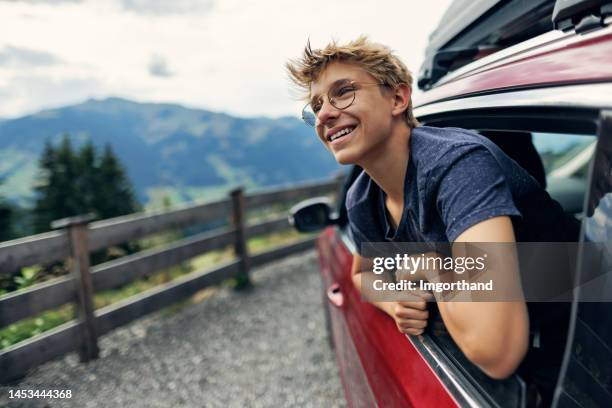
[
  {"xmin": 51, "ymin": 213, "xmax": 99, "ymax": 362},
  {"xmin": 230, "ymin": 188, "xmax": 252, "ymax": 288}
]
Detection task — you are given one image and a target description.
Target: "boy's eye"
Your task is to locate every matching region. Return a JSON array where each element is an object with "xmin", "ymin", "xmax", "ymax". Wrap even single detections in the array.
[
  {"xmin": 333, "ymin": 86, "xmax": 355, "ymax": 98},
  {"xmin": 312, "ymin": 101, "xmax": 322, "ymax": 113}
]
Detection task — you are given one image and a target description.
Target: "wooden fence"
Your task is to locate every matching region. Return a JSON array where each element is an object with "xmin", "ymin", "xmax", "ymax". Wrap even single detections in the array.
[{"xmin": 0, "ymin": 178, "xmax": 343, "ymax": 383}]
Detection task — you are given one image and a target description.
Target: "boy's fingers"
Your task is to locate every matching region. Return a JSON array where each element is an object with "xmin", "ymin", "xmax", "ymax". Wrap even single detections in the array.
[
  {"xmin": 395, "ymin": 308, "xmax": 428, "ymax": 320},
  {"xmin": 411, "ymin": 289, "xmax": 435, "ymax": 300},
  {"xmin": 398, "ymin": 290, "xmax": 433, "ymax": 305},
  {"xmin": 398, "ymin": 319, "xmax": 427, "ymax": 329},
  {"xmin": 397, "ymin": 300, "xmax": 427, "ymax": 310},
  {"xmin": 419, "ymin": 291, "xmax": 435, "ymax": 301},
  {"xmin": 399, "ymin": 327, "xmax": 424, "ymax": 336}
]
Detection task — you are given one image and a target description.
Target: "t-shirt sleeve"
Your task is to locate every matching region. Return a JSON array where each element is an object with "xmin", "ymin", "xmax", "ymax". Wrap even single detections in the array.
[
  {"xmin": 431, "ymin": 144, "xmax": 521, "ymax": 242},
  {"xmin": 347, "ymin": 217, "xmax": 370, "ymax": 256}
]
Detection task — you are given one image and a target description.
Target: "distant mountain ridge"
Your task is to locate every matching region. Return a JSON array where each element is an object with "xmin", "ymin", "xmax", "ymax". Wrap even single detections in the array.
[{"xmin": 0, "ymin": 98, "xmax": 339, "ymax": 206}]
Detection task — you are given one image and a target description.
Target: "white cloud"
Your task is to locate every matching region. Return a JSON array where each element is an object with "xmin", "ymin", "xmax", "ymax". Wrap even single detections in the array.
[
  {"xmin": 0, "ymin": 45, "xmax": 60, "ymax": 66},
  {"xmin": 148, "ymin": 53, "xmax": 173, "ymax": 77},
  {"xmin": 119, "ymin": 0, "xmax": 214, "ymax": 15},
  {"xmin": 0, "ymin": 0, "xmax": 452, "ymax": 119},
  {"xmin": 0, "ymin": 0, "xmax": 82, "ymax": 4}
]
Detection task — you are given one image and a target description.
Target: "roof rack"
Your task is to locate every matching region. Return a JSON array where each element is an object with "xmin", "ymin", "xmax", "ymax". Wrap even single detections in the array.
[{"xmin": 553, "ymin": 0, "xmax": 612, "ymax": 33}]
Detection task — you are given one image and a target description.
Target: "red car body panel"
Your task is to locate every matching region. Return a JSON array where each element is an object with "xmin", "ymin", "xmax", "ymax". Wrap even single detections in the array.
[
  {"xmin": 317, "ymin": 228, "xmax": 459, "ymax": 408},
  {"xmin": 417, "ymin": 32, "xmax": 612, "ymax": 106}
]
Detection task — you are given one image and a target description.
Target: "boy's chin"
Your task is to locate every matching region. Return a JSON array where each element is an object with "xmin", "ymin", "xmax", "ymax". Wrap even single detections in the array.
[{"xmin": 333, "ymin": 150, "xmax": 359, "ymax": 165}]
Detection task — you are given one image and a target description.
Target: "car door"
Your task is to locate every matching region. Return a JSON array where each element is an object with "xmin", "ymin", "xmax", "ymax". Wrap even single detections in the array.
[
  {"xmin": 319, "ymin": 225, "xmax": 462, "ymax": 407},
  {"xmin": 317, "ymin": 227, "xmax": 379, "ymax": 407}
]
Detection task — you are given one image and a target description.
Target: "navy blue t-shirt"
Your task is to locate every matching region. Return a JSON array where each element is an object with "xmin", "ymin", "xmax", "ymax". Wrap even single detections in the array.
[{"xmin": 346, "ymin": 126, "xmax": 578, "ymax": 253}]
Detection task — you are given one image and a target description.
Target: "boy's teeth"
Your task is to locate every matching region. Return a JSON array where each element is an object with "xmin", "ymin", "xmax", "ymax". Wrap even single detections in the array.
[{"xmin": 330, "ymin": 127, "xmax": 354, "ymax": 141}]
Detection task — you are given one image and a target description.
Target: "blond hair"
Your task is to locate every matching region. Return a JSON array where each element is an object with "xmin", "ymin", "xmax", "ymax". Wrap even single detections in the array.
[{"xmin": 286, "ymin": 36, "xmax": 419, "ymax": 128}]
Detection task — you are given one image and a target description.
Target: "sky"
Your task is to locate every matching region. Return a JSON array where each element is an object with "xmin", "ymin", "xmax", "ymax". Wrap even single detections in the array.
[{"xmin": 0, "ymin": 0, "xmax": 453, "ymax": 120}]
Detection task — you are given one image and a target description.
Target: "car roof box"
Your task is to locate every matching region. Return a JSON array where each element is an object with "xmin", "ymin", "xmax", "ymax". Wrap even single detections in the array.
[{"xmin": 418, "ymin": 0, "xmax": 555, "ymax": 90}]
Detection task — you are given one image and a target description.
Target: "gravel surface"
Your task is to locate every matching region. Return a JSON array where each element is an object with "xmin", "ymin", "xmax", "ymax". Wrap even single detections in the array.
[{"xmin": 0, "ymin": 250, "xmax": 346, "ymax": 408}]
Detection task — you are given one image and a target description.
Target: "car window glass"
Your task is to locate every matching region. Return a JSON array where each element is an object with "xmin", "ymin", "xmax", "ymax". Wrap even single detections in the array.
[
  {"xmin": 532, "ymin": 132, "xmax": 595, "ymax": 179},
  {"xmin": 479, "ymin": 131, "xmax": 596, "ymax": 216}
]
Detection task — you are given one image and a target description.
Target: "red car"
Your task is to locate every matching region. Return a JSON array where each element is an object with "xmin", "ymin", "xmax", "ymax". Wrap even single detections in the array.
[{"xmin": 291, "ymin": 1, "xmax": 612, "ymax": 406}]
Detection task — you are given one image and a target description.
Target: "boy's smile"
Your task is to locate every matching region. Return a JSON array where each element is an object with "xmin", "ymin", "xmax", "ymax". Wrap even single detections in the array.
[{"xmin": 327, "ymin": 124, "xmax": 358, "ymax": 147}]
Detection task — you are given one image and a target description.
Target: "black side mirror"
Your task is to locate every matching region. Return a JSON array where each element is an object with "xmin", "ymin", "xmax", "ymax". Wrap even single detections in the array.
[{"xmin": 289, "ymin": 197, "xmax": 337, "ymax": 232}]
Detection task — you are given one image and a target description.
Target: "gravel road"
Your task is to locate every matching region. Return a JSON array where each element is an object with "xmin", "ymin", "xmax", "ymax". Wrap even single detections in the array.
[{"xmin": 0, "ymin": 250, "xmax": 345, "ymax": 408}]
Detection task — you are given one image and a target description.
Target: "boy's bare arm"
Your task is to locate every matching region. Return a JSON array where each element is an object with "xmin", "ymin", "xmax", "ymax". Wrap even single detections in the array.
[{"xmin": 430, "ymin": 216, "xmax": 529, "ymax": 379}]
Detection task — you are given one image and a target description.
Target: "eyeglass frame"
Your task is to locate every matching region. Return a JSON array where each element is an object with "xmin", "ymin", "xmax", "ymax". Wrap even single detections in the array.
[{"xmin": 301, "ymin": 80, "xmax": 387, "ymax": 127}]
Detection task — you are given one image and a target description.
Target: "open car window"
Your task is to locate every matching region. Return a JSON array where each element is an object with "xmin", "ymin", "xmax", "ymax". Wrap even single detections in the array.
[{"xmin": 533, "ymin": 132, "xmax": 595, "ymax": 216}]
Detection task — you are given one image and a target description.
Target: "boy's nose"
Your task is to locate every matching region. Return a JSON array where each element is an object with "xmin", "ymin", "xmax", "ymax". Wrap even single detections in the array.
[{"xmin": 317, "ymin": 99, "xmax": 340, "ymax": 127}]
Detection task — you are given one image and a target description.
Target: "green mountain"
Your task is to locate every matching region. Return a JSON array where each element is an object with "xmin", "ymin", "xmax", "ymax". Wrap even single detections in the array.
[{"xmin": 0, "ymin": 98, "xmax": 339, "ymax": 207}]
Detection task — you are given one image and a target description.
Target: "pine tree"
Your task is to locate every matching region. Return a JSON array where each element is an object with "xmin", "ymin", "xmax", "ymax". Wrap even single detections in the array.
[
  {"xmin": 33, "ymin": 140, "xmax": 59, "ymax": 233},
  {"xmin": 0, "ymin": 186, "xmax": 15, "ymax": 291},
  {"xmin": 34, "ymin": 137, "xmax": 140, "ymax": 233},
  {"xmin": 54, "ymin": 135, "xmax": 80, "ymax": 217},
  {"xmin": 76, "ymin": 140, "xmax": 98, "ymax": 212},
  {"xmin": 94, "ymin": 144, "xmax": 140, "ymax": 219},
  {"xmin": 33, "ymin": 135, "xmax": 84, "ymax": 232},
  {"xmin": 0, "ymin": 179, "xmax": 13, "ymax": 242}
]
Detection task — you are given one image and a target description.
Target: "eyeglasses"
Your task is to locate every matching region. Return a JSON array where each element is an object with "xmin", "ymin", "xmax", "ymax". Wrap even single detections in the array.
[{"xmin": 301, "ymin": 81, "xmax": 385, "ymax": 127}]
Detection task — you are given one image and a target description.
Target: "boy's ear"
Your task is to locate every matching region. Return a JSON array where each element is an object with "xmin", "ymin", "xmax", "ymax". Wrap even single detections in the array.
[{"xmin": 391, "ymin": 83, "xmax": 411, "ymax": 117}]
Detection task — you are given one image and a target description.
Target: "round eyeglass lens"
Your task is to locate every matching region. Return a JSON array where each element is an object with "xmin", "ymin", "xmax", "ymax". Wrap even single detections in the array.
[
  {"xmin": 301, "ymin": 105, "xmax": 317, "ymax": 127},
  {"xmin": 330, "ymin": 86, "xmax": 356, "ymax": 110}
]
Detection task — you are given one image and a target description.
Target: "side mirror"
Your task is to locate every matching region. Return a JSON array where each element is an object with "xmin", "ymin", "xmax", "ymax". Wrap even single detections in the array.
[{"xmin": 289, "ymin": 197, "xmax": 337, "ymax": 232}]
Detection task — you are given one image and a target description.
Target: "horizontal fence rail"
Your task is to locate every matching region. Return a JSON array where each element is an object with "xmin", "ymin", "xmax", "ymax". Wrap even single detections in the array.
[
  {"xmin": 244, "ymin": 179, "xmax": 341, "ymax": 210},
  {"xmin": 0, "ymin": 179, "xmax": 339, "ymax": 274},
  {"xmin": 88, "ymin": 198, "xmax": 231, "ymax": 252},
  {"xmin": 0, "ymin": 231, "xmax": 70, "ymax": 275},
  {"xmin": 0, "ymin": 177, "xmax": 343, "ymax": 383},
  {"xmin": 0, "ymin": 215, "xmax": 296, "ymax": 328}
]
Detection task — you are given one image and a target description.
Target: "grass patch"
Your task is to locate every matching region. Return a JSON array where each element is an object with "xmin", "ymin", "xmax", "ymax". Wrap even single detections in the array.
[
  {"xmin": 0, "ymin": 304, "xmax": 75, "ymax": 350},
  {"xmin": 248, "ymin": 229, "xmax": 314, "ymax": 253}
]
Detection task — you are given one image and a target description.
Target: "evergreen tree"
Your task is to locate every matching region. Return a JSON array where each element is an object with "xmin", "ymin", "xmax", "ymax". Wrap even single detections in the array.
[
  {"xmin": 0, "ymin": 195, "xmax": 15, "ymax": 292},
  {"xmin": 33, "ymin": 135, "xmax": 83, "ymax": 232},
  {"xmin": 94, "ymin": 144, "xmax": 140, "ymax": 219},
  {"xmin": 33, "ymin": 136, "xmax": 139, "ymax": 233},
  {"xmin": 33, "ymin": 140, "xmax": 59, "ymax": 233},
  {"xmin": 0, "ymin": 179, "xmax": 13, "ymax": 242},
  {"xmin": 76, "ymin": 140, "xmax": 98, "ymax": 212},
  {"xmin": 54, "ymin": 135, "xmax": 80, "ymax": 217}
]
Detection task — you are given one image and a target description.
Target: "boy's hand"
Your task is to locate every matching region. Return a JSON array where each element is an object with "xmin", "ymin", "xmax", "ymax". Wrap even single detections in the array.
[{"xmin": 382, "ymin": 291, "xmax": 432, "ymax": 335}]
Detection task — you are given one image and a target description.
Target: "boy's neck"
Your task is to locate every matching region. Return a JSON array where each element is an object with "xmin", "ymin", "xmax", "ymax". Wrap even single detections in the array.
[{"xmin": 359, "ymin": 124, "xmax": 412, "ymax": 203}]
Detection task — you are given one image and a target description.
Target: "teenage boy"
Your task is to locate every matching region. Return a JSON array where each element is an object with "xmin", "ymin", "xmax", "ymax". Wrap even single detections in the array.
[{"xmin": 287, "ymin": 37, "xmax": 578, "ymax": 405}]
